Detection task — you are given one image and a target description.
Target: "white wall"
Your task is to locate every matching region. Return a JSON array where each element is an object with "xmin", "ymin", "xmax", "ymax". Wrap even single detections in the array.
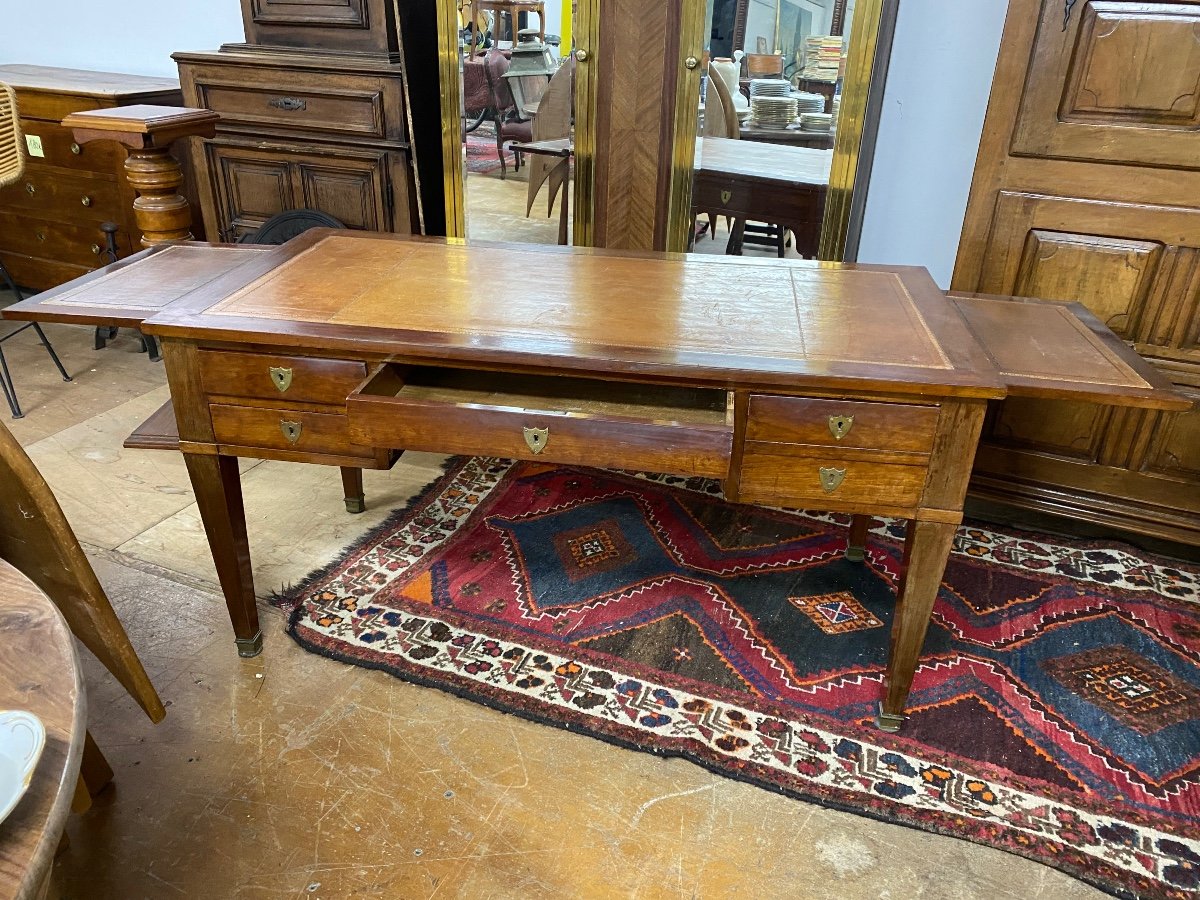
[
  {"xmin": 855, "ymin": 0, "xmax": 1009, "ymax": 287},
  {"xmin": 3, "ymin": 2, "xmax": 244, "ymax": 78}
]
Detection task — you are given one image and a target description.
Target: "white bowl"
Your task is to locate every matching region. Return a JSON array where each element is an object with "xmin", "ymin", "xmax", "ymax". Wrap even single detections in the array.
[{"xmin": 0, "ymin": 712, "xmax": 45, "ymax": 824}]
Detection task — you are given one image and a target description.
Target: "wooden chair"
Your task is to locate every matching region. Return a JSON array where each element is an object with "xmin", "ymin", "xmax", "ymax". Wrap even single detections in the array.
[
  {"xmin": 0, "ymin": 419, "xmax": 165, "ymax": 807},
  {"xmin": 525, "ymin": 56, "xmax": 575, "ymax": 220},
  {"xmin": 696, "ymin": 71, "xmax": 740, "ymax": 240},
  {"xmin": 0, "ymin": 82, "xmax": 72, "ymax": 419}
]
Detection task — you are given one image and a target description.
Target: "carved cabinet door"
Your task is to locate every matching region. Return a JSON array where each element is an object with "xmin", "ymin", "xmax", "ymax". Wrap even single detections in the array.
[{"xmin": 954, "ymin": 0, "xmax": 1200, "ymax": 543}]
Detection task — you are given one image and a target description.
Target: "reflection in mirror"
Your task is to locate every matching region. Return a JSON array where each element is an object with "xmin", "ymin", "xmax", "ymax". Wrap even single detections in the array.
[
  {"xmin": 457, "ymin": 2, "xmax": 574, "ymax": 246},
  {"xmin": 692, "ymin": 0, "xmax": 852, "ymax": 260}
]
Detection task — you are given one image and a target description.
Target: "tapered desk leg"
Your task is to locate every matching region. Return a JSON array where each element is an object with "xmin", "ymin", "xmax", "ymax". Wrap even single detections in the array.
[
  {"xmin": 876, "ymin": 518, "xmax": 957, "ymax": 732},
  {"xmin": 846, "ymin": 514, "xmax": 871, "ymax": 561},
  {"xmin": 183, "ymin": 453, "xmax": 262, "ymax": 656},
  {"xmin": 340, "ymin": 467, "xmax": 366, "ymax": 514}
]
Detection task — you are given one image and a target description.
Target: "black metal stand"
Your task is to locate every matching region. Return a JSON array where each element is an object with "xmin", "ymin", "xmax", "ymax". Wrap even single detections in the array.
[{"xmin": 0, "ymin": 262, "xmax": 72, "ymax": 419}]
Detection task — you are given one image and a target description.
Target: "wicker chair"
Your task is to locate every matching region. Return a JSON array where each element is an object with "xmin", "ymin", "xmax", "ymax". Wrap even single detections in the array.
[{"xmin": 0, "ymin": 82, "xmax": 71, "ymax": 419}]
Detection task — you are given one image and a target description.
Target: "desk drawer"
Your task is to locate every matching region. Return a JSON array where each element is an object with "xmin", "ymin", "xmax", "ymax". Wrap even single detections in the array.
[
  {"xmin": 0, "ymin": 211, "xmax": 129, "ymax": 267},
  {"xmin": 738, "ymin": 443, "xmax": 928, "ymax": 509},
  {"xmin": 199, "ymin": 350, "xmax": 368, "ymax": 406},
  {"xmin": 211, "ymin": 404, "xmax": 372, "ymax": 458},
  {"xmin": 746, "ymin": 395, "xmax": 939, "ymax": 453},
  {"xmin": 348, "ymin": 366, "xmax": 734, "ymax": 478},
  {"xmin": 18, "ymin": 119, "xmax": 126, "ymax": 173}
]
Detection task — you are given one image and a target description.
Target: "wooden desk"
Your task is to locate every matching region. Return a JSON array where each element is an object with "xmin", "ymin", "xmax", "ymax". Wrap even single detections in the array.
[
  {"xmin": 738, "ymin": 126, "xmax": 836, "ymax": 150},
  {"xmin": 695, "ymin": 138, "xmax": 832, "ymax": 257},
  {"xmin": 5, "ymin": 232, "xmax": 1188, "ymax": 732},
  {"xmin": 0, "ymin": 558, "xmax": 84, "ymax": 899}
]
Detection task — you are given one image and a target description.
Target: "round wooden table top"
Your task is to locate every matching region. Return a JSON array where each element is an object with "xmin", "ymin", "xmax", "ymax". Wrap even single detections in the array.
[{"xmin": 0, "ymin": 558, "xmax": 84, "ymax": 899}]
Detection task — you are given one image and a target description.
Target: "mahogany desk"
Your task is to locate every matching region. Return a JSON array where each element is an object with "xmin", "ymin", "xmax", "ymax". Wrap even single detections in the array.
[{"xmin": 5, "ymin": 231, "xmax": 1188, "ymax": 731}]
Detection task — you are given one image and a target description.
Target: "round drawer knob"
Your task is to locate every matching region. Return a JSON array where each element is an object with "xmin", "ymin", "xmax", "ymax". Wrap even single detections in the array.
[
  {"xmin": 91, "ymin": 244, "xmax": 102, "ymax": 255},
  {"xmin": 81, "ymin": 195, "xmax": 93, "ymax": 207},
  {"xmin": 35, "ymin": 231, "xmax": 46, "ymax": 242},
  {"xmin": 70, "ymin": 142, "xmax": 82, "ymax": 155},
  {"xmin": 685, "ymin": 56, "xmax": 699, "ymax": 70},
  {"xmin": 24, "ymin": 183, "xmax": 34, "ymax": 194},
  {"xmin": 575, "ymin": 49, "xmax": 590, "ymax": 62}
]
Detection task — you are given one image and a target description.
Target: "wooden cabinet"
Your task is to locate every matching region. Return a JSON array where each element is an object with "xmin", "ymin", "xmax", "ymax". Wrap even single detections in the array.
[
  {"xmin": 0, "ymin": 65, "xmax": 186, "ymax": 291},
  {"xmin": 175, "ymin": 12, "xmax": 420, "ymax": 243},
  {"xmin": 954, "ymin": 0, "xmax": 1200, "ymax": 544}
]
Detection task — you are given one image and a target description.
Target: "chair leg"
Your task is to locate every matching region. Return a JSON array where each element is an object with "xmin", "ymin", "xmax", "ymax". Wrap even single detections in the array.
[
  {"xmin": 32, "ymin": 323, "xmax": 71, "ymax": 382},
  {"xmin": 725, "ymin": 219, "xmax": 746, "ymax": 255},
  {"xmin": 776, "ymin": 225, "xmax": 786, "ymax": 258},
  {"xmin": 0, "ymin": 345, "xmax": 21, "ymax": 418},
  {"xmin": 495, "ymin": 116, "xmax": 507, "ymax": 179}
]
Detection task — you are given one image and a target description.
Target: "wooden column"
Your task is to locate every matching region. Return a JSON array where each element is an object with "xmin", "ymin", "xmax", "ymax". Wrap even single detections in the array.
[{"xmin": 61, "ymin": 105, "xmax": 219, "ymax": 247}]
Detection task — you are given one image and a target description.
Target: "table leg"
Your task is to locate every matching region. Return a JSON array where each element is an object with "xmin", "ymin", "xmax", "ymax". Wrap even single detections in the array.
[
  {"xmin": 341, "ymin": 466, "xmax": 366, "ymax": 514},
  {"xmin": 846, "ymin": 514, "xmax": 871, "ymax": 562},
  {"xmin": 876, "ymin": 518, "xmax": 957, "ymax": 732},
  {"xmin": 726, "ymin": 219, "xmax": 746, "ymax": 255},
  {"xmin": 184, "ymin": 453, "xmax": 262, "ymax": 657}
]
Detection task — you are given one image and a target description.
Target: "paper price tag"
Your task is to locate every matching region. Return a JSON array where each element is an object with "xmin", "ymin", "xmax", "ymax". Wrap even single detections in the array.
[{"xmin": 25, "ymin": 135, "xmax": 44, "ymax": 157}]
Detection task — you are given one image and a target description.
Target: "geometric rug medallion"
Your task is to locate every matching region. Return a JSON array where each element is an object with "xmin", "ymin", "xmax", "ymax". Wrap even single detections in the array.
[{"xmin": 275, "ymin": 458, "xmax": 1200, "ymax": 899}]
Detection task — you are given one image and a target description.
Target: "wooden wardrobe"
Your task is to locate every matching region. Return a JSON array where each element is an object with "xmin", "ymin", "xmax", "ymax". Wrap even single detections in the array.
[{"xmin": 954, "ymin": 0, "xmax": 1200, "ymax": 545}]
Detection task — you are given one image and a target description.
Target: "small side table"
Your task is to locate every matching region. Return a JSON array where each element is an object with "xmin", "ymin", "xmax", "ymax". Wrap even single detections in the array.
[
  {"xmin": 470, "ymin": 1, "xmax": 546, "ymax": 58},
  {"xmin": 0, "ymin": 558, "xmax": 84, "ymax": 900}
]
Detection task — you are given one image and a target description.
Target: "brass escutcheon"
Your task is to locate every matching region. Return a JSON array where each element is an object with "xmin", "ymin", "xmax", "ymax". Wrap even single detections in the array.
[
  {"xmin": 827, "ymin": 415, "xmax": 854, "ymax": 440},
  {"xmin": 819, "ymin": 466, "xmax": 846, "ymax": 493},
  {"xmin": 720, "ymin": 189, "xmax": 732, "ymax": 204},
  {"xmin": 269, "ymin": 366, "xmax": 293, "ymax": 393},
  {"xmin": 280, "ymin": 420, "xmax": 302, "ymax": 444},
  {"xmin": 523, "ymin": 426, "xmax": 549, "ymax": 455}
]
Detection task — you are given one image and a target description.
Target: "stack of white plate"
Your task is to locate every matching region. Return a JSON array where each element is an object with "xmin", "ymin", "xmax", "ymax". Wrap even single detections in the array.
[
  {"xmin": 748, "ymin": 78, "xmax": 791, "ymax": 98},
  {"xmin": 751, "ymin": 96, "xmax": 798, "ymax": 128},
  {"xmin": 799, "ymin": 112, "xmax": 834, "ymax": 132},
  {"xmin": 793, "ymin": 92, "xmax": 825, "ymax": 115}
]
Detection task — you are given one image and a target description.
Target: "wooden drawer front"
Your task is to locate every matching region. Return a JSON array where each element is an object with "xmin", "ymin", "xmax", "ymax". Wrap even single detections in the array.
[
  {"xmin": 692, "ymin": 174, "xmax": 824, "ymax": 227},
  {"xmin": 198, "ymin": 351, "xmax": 367, "ymax": 405},
  {"xmin": 0, "ymin": 211, "xmax": 131, "ymax": 268},
  {"xmin": 19, "ymin": 119, "xmax": 125, "ymax": 173},
  {"xmin": 186, "ymin": 65, "xmax": 404, "ymax": 142},
  {"xmin": 0, "ymin": 250, "xmax": 90, "ymax": 293},
  {"xmin": 0, "ymin": 167, "xmax": 122, "ymax": 223},
  {"xmin": 746, "ymin": 395, "xmax": 940, "ymax": 453},
  {"xmin": 738, "ymin": 444, "xmax": 928, "ymax": 509},
  {"xmin": 348, "ymin": 368, "xmax": 734, "ymax": 479},
  {"xmin": 211, "ymin": 404, "xmax": 370, "ymax": 457}
]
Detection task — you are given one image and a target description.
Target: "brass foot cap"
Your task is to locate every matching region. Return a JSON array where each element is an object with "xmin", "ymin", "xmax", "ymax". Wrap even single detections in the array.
[
  {"xmin": 235, "ymin": 632, "xmax": 264, "ymax": 658},
  {"xmin": 845, "ymin": 547, "xmax": 866, "ymax": 562},
  {"xmin": 345, "ymin": 497, "xmax": 366, "ymax": 514},
  {"xmin": 874, "ymin": 703, "xmax": 904, "ymax": 733}
]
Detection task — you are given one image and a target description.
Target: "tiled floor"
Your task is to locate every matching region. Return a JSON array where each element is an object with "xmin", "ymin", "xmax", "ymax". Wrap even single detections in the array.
[{"xmin": 3, "ymin": 229, "xmax": 1105, "ymax": 898}]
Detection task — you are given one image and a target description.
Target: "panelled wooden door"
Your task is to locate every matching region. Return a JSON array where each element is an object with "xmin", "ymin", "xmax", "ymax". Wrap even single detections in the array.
[{"xmin": 953, "ymin": 0, "xmax": 1200, "ymax": 544}]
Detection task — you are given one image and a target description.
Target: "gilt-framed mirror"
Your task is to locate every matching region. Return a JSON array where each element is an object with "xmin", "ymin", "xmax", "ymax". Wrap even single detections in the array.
[{"xmin": 430, "ymin": 0, "xmax": 896, "ymax": 262}]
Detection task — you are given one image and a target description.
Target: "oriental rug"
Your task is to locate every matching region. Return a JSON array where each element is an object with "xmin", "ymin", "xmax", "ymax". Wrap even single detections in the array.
[{"xmin": 274, "ymin": 457, "xmax": 1200, "ymax": 899}]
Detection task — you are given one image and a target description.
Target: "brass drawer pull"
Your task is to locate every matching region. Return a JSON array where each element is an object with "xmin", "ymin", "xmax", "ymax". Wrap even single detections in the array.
[
  {"xmin": 35, "ymin": 231, "xmax": 46, "ymax": 242},
  {"xmin": 280, "ymin": 420, "xmax": 303, "ymax": 444},
  {"xmin": 24, "ymin": 183, "xmax": 34, "ymax": 194},
  {"xmin": 70, "ymin": 142, "xmax": 82, "ymax": 155},
  {"xmin": 90, "ymin": 244, "xmax": 101, "ymax": 255},
  {"xmin": 523, "ymin": 426, "xmax": 548, "ymax": 454},
  {"xmin": 268, "ymin": 97, "xmax": 307, "ymax": 112},
  {"xmin": 819, "ymin": 466, "xmax": 846, "ymax": 493},
  {"xmin": 269, "ymin": 366, "xmax": 293, "ymax": 393},
  {"xmin": 827, "ymin": 415, "xmax": 854, "ymax": 440},
  {"xmin": 81, "ymin": 195, "xmax": 93, "ymax": 207}
]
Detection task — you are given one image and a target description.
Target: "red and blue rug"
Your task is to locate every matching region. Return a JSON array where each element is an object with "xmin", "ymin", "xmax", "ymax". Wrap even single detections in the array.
[{"xmin": 275, "ymin": 457, "xmax": 1200, "ymax": 899}]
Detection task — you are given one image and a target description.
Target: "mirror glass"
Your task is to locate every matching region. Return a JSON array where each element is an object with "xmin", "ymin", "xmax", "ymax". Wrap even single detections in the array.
[
  {"xmin": 691, "ymin": 0, "xmax": 852, "ymax": 260},
  {"xmin": 456, "ymin": 3, "xmax": 575, "ymax": 246}
]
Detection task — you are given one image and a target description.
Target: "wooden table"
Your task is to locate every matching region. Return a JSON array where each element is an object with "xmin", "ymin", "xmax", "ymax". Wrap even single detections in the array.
[
  {"xmin": 694, "ymin": 137, "xmax": 832, "ymax": 257},
  {"xmin": 738, "ymin": 126, "xmax": 836, "ymax": 150},
  {"xmin": 4, "ymin": 232, "xmax": 1188, "ymax": 731},
  {"xmin": 0, "ymin": 558, "xmax": 84, "ymax": 899},
  {"xmin": 469, "ymin": 0, "xmax": 546, "ymax": 58}
]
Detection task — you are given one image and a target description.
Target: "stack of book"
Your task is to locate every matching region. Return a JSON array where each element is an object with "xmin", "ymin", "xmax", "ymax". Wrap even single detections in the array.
[{"xmin": 801, "ymin": 36, "xmax": 844, "ymax": 83}]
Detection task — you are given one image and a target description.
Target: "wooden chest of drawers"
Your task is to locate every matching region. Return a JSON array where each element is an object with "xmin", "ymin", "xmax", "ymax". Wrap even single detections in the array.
[
  {"xmin": 0, "ymin": 65, "xmax": 186, "ymax": 291},
  {"xmin": 175, "ymin": 49, "xmax": 420, "ymax": 242}
]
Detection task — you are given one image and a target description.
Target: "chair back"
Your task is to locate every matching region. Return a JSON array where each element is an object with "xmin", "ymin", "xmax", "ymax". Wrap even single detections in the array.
[
  {"xmin": 0, "ymin": 421, "xmax": 165, "ymax": 723},
  {"xmin": 526, "ymin": 56, "xmax": 576, "ymax": 217},
  {"xmin": 704, "ymin": 70, "xmax": 740, "ymax": 140},
  {"xmin": 482, "ymin": 48, "xmax": 516, "ymax": 113},
  {"xmin": 0, "ymin": 82, "xmax": 25, "ymax": 189}
]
